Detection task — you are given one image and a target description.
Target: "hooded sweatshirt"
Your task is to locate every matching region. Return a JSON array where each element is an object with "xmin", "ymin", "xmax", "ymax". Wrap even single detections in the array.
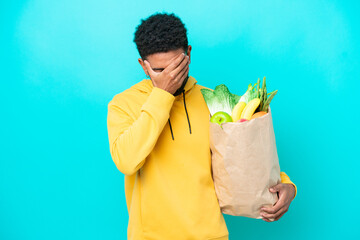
[{"xmin": 107, "ymin": 76, "xmax": 297, "ymax": 240}]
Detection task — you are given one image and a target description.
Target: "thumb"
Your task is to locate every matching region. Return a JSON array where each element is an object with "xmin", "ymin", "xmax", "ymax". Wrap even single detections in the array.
[
  {"xmin": 144, "ymin": 60, "xmax": 156, "ymax": 78},
  {"xmin": 270, "ymin": 184, "xmax": 282, "ymax": 193}
]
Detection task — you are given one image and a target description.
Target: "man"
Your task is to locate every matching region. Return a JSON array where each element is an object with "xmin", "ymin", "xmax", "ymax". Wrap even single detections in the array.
[{"xmin": 107, "ymin": 12, "xmax": 297, "ymax": 240}]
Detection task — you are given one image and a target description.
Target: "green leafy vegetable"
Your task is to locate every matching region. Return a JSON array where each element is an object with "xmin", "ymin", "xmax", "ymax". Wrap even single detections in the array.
[
  {"xmin": 200, "ymin": 84, "xmax": 241, "ymax": 116},
  {"xmin": 239, "ymin": 83, "xmax": 259, "ymax": 104},
  {"xmin": 240, "ymin": 77, "xmax": 278, "ymax": 112}
]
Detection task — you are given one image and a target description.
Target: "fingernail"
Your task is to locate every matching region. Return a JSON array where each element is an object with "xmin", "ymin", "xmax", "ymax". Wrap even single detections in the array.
[{"xmin": 270, "ymin": 188, "xmax": 274, "ymax": 191}]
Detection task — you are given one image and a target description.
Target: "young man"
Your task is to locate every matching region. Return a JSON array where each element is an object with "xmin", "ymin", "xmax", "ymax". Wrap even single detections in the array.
[{"xmin": 107, "ymin": 12, "xmax": 297, "ymax": 240}]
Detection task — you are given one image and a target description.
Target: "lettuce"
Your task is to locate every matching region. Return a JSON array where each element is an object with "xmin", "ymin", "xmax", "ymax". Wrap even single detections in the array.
[
  {"xmin": 200, "ymin": 84, "xmax": 241, "ymax": 116},
  {"xmin": 239, "ymin": 83, "xmax": 259, "ymax": 104}
]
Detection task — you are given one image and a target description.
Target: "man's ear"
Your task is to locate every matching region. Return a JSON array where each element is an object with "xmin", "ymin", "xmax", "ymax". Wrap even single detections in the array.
[
  {"xmin": 138, "ymin": 58, "xmax": 149, "ymax": 76},
  {"xmin": 186, "ymin": 45, "xmax": 192, "ymax": 64}
]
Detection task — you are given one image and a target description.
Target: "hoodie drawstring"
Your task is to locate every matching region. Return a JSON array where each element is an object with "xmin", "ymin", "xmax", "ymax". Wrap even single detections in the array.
[
  {"xmin": 182, "ymin": 90, "xmax": 192, "ymax": 134},
  {"xmin": 168, "ymin": 118, "xmax": 174, "ymax": 140},
  {"xmin": 168, "ymin": 89, "xmax": 192, "ymax": 141}
]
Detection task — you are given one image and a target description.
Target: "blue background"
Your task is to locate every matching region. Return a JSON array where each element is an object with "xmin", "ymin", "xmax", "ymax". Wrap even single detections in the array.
[{"xmin": 1, "ymin": 0, "xmax": 359, "ymax": 239}]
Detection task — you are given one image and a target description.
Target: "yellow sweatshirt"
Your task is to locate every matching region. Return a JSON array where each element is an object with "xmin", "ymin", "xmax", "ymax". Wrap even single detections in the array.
[{"xmin": 107, "ymin": 76, "xmax": 297, "ymax": 240}]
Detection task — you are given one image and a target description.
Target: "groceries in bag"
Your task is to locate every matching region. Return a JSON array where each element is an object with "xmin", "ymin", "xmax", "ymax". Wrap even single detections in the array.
[{"xmin": 201, "ymin": 77, "xmax": 281, "ymax": 219}]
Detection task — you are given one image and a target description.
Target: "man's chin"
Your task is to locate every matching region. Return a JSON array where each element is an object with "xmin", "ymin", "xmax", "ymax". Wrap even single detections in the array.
[{"xmin": 173, "ymin": 75, "xmax": 189, "ymax": 96}]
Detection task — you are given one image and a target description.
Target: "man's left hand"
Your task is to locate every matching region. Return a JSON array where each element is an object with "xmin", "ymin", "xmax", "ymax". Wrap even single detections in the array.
[{"xmin": 260, "ymin": 183, "xmax": 295, "ymax": 222}]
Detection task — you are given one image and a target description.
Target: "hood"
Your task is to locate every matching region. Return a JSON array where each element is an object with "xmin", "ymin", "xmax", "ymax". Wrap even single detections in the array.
[{"xmin": 132, "ymin": 76, "xmax": 198, "ymax": 141}]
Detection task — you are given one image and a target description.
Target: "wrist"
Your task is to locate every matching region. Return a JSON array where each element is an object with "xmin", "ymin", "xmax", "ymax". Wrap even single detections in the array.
[{"xmin": 288, "ymin": 184, "xmax": 296, "ymax": 199}]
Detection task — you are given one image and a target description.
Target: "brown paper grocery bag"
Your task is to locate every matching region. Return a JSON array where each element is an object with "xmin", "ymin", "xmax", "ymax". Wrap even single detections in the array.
[{"xmin": 210, "ymin": 107, "xmax": 281, "ymax": 219}]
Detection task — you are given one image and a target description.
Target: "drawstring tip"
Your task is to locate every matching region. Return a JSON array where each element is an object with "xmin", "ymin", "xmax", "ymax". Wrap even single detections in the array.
[{"xmin": 168, "ymin": 118, "xmax": 174, "ymax": 141}]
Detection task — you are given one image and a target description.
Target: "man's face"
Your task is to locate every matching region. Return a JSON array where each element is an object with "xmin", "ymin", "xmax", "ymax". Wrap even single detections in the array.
[{"xmin": 138, "ymin": 45, "xmax": 191, "ymax": 76}]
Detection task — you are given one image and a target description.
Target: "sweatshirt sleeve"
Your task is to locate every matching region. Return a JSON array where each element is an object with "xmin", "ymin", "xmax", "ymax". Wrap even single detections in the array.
[
  {"xmin": 280, "ymin": 171, "xmax": 297, "ymax": 200},
  {"xmin": 107, "ymin": 87, "xmax": 175, "ymax": 176}
]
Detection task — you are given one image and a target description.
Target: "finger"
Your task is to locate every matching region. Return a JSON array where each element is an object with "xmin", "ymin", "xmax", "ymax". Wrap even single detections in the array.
[
  {"xmin": 181, "ymin": 64, "xmax": 190, "ymax": 81},
  {"xmin": 261, "ymin": 199, "xmax": 284, "ymax": 214},
  {"xmin": 274, "ymin": 209, "xmax": 287, "ymax": 221},
  {"xmin": 269, "ymin": 183, "xmax": 283, "ymax": 193},
  {"xmin": 174, "ymin": 60, "xmax": 189, "ymax": 83},
  {"xmin": 261, "ymin": 189, "xmax": 285, "ymax": 214},
  {"xmin": 143, "ymin": 60, "xmax": 157, "ymax": 78},
  {"xmin": 169, "ymin": 55, "xmax": 189, "ymax": 78},
  {"xmin": 261, "ymin": 207, "xmax": 285, "ymax": 219},
  {"xmin": 175, "ymin": 65, "xmax": 189, "ymax": 89},
  {"xmin": 262, "ymin": 217, "xmax": 273, "ymax": 222},
  {"xmin": 163, "ymin": 53, "xmax": 186, "ymax": 74},
  {"xmin": 261, "ymin": 199, "xmax": 285, "ymax": 214}
]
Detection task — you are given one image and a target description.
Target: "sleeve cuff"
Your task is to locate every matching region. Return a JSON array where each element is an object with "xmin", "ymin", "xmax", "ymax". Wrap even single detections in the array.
[{"xmin": 141, "ymin": 87, "xmax": 175, "ymax": 115}]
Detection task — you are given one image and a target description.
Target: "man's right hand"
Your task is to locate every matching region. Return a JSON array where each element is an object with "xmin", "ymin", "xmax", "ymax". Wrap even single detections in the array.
[{"xmin": 144, "ymin": 53, "xmax": 190, "ymax": 95}]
